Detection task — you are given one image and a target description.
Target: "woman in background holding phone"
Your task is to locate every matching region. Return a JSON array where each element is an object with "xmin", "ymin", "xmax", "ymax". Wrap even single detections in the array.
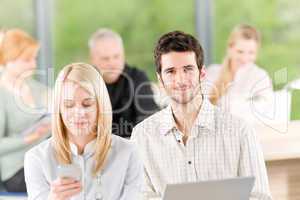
[{"xmin": 24, "ymin": 63, "xmax": 143, "ymax": 200}]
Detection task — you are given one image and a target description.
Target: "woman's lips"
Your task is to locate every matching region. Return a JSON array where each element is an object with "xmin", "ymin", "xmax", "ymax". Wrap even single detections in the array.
[{"xmin": 72, "ymin": 122, "xmax": 88, "ymax": 127}]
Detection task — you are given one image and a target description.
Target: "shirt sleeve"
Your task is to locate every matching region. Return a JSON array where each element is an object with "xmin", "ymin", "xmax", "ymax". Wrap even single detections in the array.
[
  {"xmin": 24, "ymin": 151, "xmax": 50, "ymax": 200},
  {"xmin": 238, "ymin": 124, "xmax": 273, "ymax": 200},
  {"xmin": 120, "ymin": 145, "xmax": 144, "ymax": 200},
  {"xmin": 142, "ymin": 169, "xmax": 161, "ymax": 200},
  {"xmin": 130, "ymin": 128, "xmax": 160, "ymax": 200},
  {"xmin": 133, "ymin": 70, "xmax": 159, "ymax": 125},
  {"xmin": 0, "ymin": 98, "xmax": 28, "ymax": 157}
]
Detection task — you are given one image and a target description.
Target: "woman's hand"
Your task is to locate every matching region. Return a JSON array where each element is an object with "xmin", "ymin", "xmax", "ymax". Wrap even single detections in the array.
[
  {"xmin": 48, "ymin": 178, "xmax": 82, "ymax": 200},
  {"xmin": 24, "ymin": 122, "xmax": 51, "ymax": 144}
]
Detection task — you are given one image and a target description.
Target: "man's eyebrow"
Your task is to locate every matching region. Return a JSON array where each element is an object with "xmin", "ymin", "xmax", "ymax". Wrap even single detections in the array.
[
  {"xmin": 184, "ymin": 64, "xmax": 195, "ymax": 68},
  {"xmin": 163, "ymin": 66, "xmax": 174, "ymax": 72}
]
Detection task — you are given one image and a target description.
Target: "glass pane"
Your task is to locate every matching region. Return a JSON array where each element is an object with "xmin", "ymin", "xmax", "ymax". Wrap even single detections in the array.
[
  {"xmin": 53, "ymin": 0, "xmax": 195, "ymax": 80},
  {"xmin": 0, "ymin": 0, "xmax": 35, "ymax": 34},
  {"xmin": 213, "ymin": 0, "xmax": 300, "ymax": 90}
]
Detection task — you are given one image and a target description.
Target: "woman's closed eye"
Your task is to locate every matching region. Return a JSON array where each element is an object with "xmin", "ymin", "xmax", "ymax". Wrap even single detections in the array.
[
  {"xmin": 64, "ymin": 100, "xmax": 75, "ymax": 108},
  {"xmin": 82, "ymin": 98, "xmax": 96, "ymax": 108}
]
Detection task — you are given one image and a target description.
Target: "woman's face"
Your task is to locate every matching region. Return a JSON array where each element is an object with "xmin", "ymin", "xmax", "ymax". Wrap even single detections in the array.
[
  {"xmin": 6, "ymin": 46, "xmax": 38, "ymax": 77},
  {"xmin": 60, "ymin": 80, "xmax": 98, "ymax": 137},
  {"xmin": 228, "ymin": 38, "xmax": 258, "ymax": 69}
]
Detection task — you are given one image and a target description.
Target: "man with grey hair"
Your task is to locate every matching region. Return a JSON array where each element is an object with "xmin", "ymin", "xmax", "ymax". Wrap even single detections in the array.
[{"xmin": 89, "ymin": 28, "xmax": 158, "ymax": 138}]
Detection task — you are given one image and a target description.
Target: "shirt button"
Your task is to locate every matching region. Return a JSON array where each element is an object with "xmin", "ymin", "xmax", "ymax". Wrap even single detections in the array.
[{"xmin": 188, "ymin": 161, "xmax": 192, "ymax": 164}]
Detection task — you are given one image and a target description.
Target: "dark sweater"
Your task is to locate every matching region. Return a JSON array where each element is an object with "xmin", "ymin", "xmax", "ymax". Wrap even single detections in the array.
[{"xmin": 106, "ymin": 64, "xmax": 159, "ymax": 137}]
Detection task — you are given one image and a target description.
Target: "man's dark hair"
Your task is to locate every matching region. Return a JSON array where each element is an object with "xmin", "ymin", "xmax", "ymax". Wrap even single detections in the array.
[{"xmin": 154, "ymin": 30, "xmax": 204, "ymax": 74}]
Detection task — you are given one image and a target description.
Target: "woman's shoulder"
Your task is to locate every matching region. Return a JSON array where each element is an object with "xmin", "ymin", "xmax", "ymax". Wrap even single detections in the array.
[
  {"xmin": 206, "ymin": 64, "xmax": 222, "ymax": 72},
  {"xmin": 25, "ymin": 138, "xmax": 53, "ymax": 159},
  {"xmin": 205, "ymin": 64, "xmax": 222, "ymax": 82},
  {"xmin": 111, "ymin": 135, "xmax": 137, "ymax": 154},
  {"xmin": 245, "ymin": 64, "xmax": 271, "ymax": 79}
]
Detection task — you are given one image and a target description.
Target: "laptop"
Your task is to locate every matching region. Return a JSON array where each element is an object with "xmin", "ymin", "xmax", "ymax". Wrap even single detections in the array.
[
  {"xmin": 162, "ymin": 177, "xmax": 255, "ymax": 200},
  {"xmin": 0, "ymin": 192, "xmax": 27, "ymax": 200}
]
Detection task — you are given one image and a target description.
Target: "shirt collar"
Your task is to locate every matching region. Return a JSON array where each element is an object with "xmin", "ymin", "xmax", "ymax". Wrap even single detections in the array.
[
  {"xmin": 159, "ymin": 96, "xmax": 215, "ymax": 136},
  {"xmin": 193, "ymin": 97, "xmax": 216, "ymax": 133},
  {"xmin": 70, "ymin": 139, "xmax": 96, "ymax": 158},
  {"xmin": 159, "ymin": 105, "xmax": 177, "ymax": 136}
]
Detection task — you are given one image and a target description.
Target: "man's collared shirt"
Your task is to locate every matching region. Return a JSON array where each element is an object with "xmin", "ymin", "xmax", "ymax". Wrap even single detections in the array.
[
  {"xmin": 24, "ymin": 135, "xmax": 143, "ymax": 200},
  {"xmin": 131, "ymin": 97, "xmax": 272, "ymax": 200}
]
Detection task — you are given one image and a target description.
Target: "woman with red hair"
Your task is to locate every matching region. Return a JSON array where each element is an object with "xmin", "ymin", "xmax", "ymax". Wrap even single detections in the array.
[{"xmin": 0, "ymin": 29, "xmax": 51, "ymax": 192}]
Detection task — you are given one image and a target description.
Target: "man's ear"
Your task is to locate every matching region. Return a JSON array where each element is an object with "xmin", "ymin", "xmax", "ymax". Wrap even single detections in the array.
[
  {"xmin": 156, "ymin": 72, "xmax": 164, "ymax": 88},
  {"xmin": 200, "ymin": 65, "xmax": 206, "ymax": 81}
]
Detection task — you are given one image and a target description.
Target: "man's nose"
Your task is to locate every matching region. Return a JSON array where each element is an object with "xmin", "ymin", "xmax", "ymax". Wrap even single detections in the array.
[{"xmin": 175, "ymin": 71, "xmax": 187, "ymax": 86}]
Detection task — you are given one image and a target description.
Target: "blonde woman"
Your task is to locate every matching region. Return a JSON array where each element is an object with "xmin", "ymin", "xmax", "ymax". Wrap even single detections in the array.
[
  {"xmin": 24, "ymin": 63, "xmax": 143, "ymax": 200},
  {"xmin": 0, "ymin": 29, "xmax": 50, "ymax": 192},
  {"xmin": 206, "ymin": 24, "xmax": 273, "ymax": 124},
  {"xmin": 0, "ymin": 28, "xmax": 5, "ymax": 69}
]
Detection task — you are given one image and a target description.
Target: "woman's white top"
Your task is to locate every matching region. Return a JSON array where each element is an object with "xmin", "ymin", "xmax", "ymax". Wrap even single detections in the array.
[
  {"xmin": 205, "ymin": 63, "xmax": 273, "ymax": 125},
  {"xmin": 24, "ymin": 135, "xmax": 143, "ymax": 200}
]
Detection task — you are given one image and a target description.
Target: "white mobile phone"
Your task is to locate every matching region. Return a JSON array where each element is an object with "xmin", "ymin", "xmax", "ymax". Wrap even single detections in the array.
[{"xmin": 57, "ymin": 164, "xmax": 82, "ymax": 181}]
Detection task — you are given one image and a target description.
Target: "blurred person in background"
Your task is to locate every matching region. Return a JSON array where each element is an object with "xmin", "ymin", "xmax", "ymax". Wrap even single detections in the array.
[
  {"xmin": 0, "ymin": 29, "xmax": 51, "ymax": 192},
  {"xmin": 89, "ymin": 28, "xmax": 158, "ymax": 138},
  {"xmin": 0, "ymin": 28, "xmax": 5, "ymax": 69},
  {"xmin": 206, "ymin": 24, "xmax": 273, "ymax": 124},
  {"xmin": 25, "ymin": 63, "xmax": 143, "ymax": 200}
]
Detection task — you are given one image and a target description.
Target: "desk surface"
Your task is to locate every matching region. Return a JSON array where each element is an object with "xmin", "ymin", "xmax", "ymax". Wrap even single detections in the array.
[{"xmin": 255, "ymin": 120, "xmax": 300, "ymax": 161}]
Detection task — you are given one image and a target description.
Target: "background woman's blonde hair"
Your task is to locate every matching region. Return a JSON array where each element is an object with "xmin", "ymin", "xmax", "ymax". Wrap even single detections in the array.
[
  {"xmin": 210, "ymin": 24, "xmax": 261, "ymax": 105},
  {"xmin": 0, "ymin": 28, "xmax": 39, "ymax": 66},
  {"xmin": 52, "ymin": 62, "xmax": 112, "ymax": 176}
]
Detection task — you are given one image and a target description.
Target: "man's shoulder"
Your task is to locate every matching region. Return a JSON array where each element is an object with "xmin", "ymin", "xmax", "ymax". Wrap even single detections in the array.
[
  {"xmin": 125, "ymin": 64, "xmax": 148, "ymax": 80},
  {"xmin": 132, "ymin": 108, "xmax": 166, "ymax": 135},
  {"xmin": 111, "ymin": 134, "xmax": 136, "ymax": 152},
  {"xmin": 134, "ymin": 108, "xmax": 165, "ymax": 128}
]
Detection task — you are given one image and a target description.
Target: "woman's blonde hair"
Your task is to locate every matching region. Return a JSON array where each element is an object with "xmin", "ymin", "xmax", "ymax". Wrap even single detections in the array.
[
  {"xmin": 0, "ymin": 29, "xmax": 39, "ymax": 66},
  {"xmin": 210, "ymin": 24, "xmax": 261, "ymax": 105},
  {"xmin": 52, "ymin": 62, "xmax": 112, "ymax": 176}
]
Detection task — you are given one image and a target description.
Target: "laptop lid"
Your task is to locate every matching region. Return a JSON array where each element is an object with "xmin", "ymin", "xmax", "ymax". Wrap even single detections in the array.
[{"xmin": 162, "ymin": 176, "xmax": 255, "ymax": 200}]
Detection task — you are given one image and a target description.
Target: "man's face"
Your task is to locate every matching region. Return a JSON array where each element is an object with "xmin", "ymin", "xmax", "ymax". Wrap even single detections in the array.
[
  {"xmin": 90, "ymin": 38, "xmax": 125, "ymax": 84},
  {"xmin": 6, "ymin": 46, "xmax": 39, "ymax": 77},
  {"xmin": 158, "ymin": 51, "xmax": 202, "ymax": 105}
]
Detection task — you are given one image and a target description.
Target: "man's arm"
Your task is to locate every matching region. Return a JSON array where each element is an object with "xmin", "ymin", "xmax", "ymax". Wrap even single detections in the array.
[
  {"xmin": 120, "ymin": 145, "xmax": 144, "ymax": 200},
  {"xmin": 238, "ymin": 124, "xmax": 273, "ymax": 200},
  {"xmin": 142, "ymin": 168, "xmax": 161, "ymax": 200},
  {"xmin": 131, "ymin": 127, "xmax": 160, "ymax": 200}
]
